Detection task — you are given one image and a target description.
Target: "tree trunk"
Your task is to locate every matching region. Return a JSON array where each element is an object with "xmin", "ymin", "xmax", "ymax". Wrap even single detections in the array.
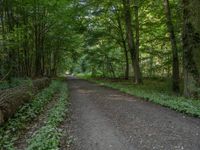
[
  {"xmin": 123, "ymin": 0, "xmax": 142, "ymax": 84},
  {"xmin": 183, "ymin": 0, "xmax": 200, "ymax": 98},
  {"xmin": 163, "ymin": 0, "xmax": 180, "ymax": 93},
  {"xmin": 34, "ymin": 1, "xmax": 42, "ymax": 77},
  {"xmin": 116, "ymin": 13, "xmax": 129, "ymax": 80},
  {"xmin": 133, "ymin": 0, "xmax": 142, "ymax": 84},
  {"xmin": 5, "ymin": 0, "xmax": 16, "ymax": 82},
  {"xmin": 124, "ymin": 46, "xmax": 129, "ymax": 80},
  {"xmin": 0, "ymin": 0, "xmax": 5, "ymax": 78}
]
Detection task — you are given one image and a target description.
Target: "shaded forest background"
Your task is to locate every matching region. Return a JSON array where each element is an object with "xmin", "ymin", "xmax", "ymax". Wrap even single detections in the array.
[{"xmin": 0, "ymin": 0, "xmax": 200, "ymax": 98}]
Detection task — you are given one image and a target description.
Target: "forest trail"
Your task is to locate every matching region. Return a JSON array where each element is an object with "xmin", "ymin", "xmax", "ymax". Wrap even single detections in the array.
[{"xmin": 68, "ymin": 77, "xmax": 200, "ymax": 150}]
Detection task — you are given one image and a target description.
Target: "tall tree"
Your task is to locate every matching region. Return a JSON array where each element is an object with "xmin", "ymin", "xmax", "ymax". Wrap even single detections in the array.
[
  {"xmin": 183, "ymin": 0, "xmax": 200, "ymax": 98},
  {"xmin": 163, "ymin": 0, "xmax": 180, "ymax": 93},
  {"xmin": 134, "ymin": 0, "xmax": 140, "ymax": 74},
  {"xmin": 122, "ymin": 0, "xmax": 142, "ymax": 84},
  {"xmin": 115, "ymin": 11, "xmax": 129, "ymax": 80}
]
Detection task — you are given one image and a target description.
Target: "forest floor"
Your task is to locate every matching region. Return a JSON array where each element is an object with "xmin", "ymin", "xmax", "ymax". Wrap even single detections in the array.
[
  {"xmin": 14, "ymin": 93, "xmax": 61, "ymax": 149},
  {"xmin": 68, "ymin": 77, "xmax": 200, "ymax": 150},
  {"xmin": 0, "ymin": 80, "xmax": 70, "ymax": 150}
]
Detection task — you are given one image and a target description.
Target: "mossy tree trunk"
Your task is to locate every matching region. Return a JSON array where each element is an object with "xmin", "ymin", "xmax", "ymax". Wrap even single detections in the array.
[
  {"xmin": 183, "ymin": 0, "xmax": 200, "ymax": 98},
  {"xmin": 163, "ymin": 0, "xmax": 180, "ymax": 93},
  {"xmin": 123, "ymin": 0, "xmax": 142, "ymax": 84},
  {"xmin": 116, "ymin": 13, "xmax": 129, "ymax": 80}
]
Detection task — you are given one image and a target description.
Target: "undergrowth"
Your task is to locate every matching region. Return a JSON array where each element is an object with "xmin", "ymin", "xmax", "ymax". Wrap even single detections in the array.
[
  {"xmin": 0, "ymin": 78, "xmax": 32, "ymax": 90},
  {"xmin": 0, "ymin": 80, "xmax": 61, "ymax": 150},
  {"xmin": 27, "ymin": 83, "xmax": 69, "ymax": 150}
]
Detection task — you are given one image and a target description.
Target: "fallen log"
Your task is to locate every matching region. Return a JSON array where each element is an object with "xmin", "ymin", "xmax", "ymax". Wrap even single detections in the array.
[{"xmin": 0, "ymin": 78, "xmax": 50, "ymax": 125}]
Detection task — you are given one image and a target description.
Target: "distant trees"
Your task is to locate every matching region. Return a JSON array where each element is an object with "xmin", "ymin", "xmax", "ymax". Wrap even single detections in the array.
[
  {"xmin": 0, "ymin": 0, "xmax": 80, "ymax": 79},
  {"xmin": 74, "ymin": 0, "xmax": 200, "ymax": 98},
  {"xmin": 1, "ymin": 0, "xmax": 200, "ymax": 98}
]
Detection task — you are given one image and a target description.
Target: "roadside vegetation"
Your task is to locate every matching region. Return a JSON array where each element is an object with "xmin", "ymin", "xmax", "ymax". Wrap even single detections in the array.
[
  {"xmin": 0, "ymin": 78, "xmax": 32, "ymax": 90},
  {"xmin": 27, "ymin": 83, "xmax": 69, "ymax": 150},
  {"xmin": 0, "ymin": 81, "xmax": 61, "ymax": 149}
]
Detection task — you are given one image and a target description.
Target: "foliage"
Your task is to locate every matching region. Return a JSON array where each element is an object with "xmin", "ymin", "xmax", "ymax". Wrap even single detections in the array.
[
  {"xmin": 73, "ymin": 0, "xmax": 199, "ymax": 97},
  {"xmin": 27, "ymin": 83, "xmax": 69, "ymax": 150},
  {"xmin": 0, "ymin": 0, "xmax": 199, "ymax": 101},
  {"xmin": 0, "ymin": 0, "xmax": 83, "ymax": 78},
  {"xmin": 0, "ymin": 78, "xmax": 33, "ymax": 90},
  {"xmin": 0, "ymin": 80, "xmax": 61, "ymax": 149},
  {"xmin": 71, "ymin": 0, "xmax": 182, "ymax": 79}
]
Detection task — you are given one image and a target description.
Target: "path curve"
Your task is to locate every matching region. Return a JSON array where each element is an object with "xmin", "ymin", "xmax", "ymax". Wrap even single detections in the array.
[{"xmin": 68, "ymin": 77, "xmax": 200, "ymax": 150}]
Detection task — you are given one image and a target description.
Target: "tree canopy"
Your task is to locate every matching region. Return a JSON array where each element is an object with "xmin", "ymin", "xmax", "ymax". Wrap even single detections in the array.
[{"xmin": 0, "ymin": 0, "xmax": 200, "ymax": 98}]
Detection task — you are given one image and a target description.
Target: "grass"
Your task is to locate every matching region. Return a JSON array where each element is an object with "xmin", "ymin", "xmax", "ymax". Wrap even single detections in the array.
[
  {"xmin": 0, "ymin": 80, "xmax": 61, "ymax": 150},
  {"xmin": 77, "ymin": 74, "xmax": 200, "ymax": 117},
  {"xmin": 27, "ymin": 83, "xmax": 69, "ymax": 150}
]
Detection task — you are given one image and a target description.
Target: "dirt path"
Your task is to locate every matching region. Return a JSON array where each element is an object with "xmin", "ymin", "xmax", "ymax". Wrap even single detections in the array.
[{"xmin": 68, "ymin": 78, "xmax": 200, "ymax": 150}]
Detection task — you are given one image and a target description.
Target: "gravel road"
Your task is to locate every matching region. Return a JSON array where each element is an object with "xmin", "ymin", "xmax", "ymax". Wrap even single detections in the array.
[{"xmin": 68, "ymin": 78, "xmax": 200, "ymax": 150}]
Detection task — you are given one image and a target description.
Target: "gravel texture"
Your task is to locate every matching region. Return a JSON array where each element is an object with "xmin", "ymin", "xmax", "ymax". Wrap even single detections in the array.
[{"xmin": 68, "ymin": 77, "xmax": 200, "ymax": 150}]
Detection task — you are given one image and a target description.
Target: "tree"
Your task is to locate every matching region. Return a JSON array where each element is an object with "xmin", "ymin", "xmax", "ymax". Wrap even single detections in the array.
[
  {"xmin": 183, "ymin": 0, "xmax": 200, "ymax": 98},
  {"xmin": 163, "ymin": 0, "xmax": 180, "ymax": 93},
  {"xmin": 122, "ymin": 0, "xmax": 142, "ymax": 84},
  {"xmin": 116, "ymin": 12, "xmax": 129, "ymax": 79}
]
